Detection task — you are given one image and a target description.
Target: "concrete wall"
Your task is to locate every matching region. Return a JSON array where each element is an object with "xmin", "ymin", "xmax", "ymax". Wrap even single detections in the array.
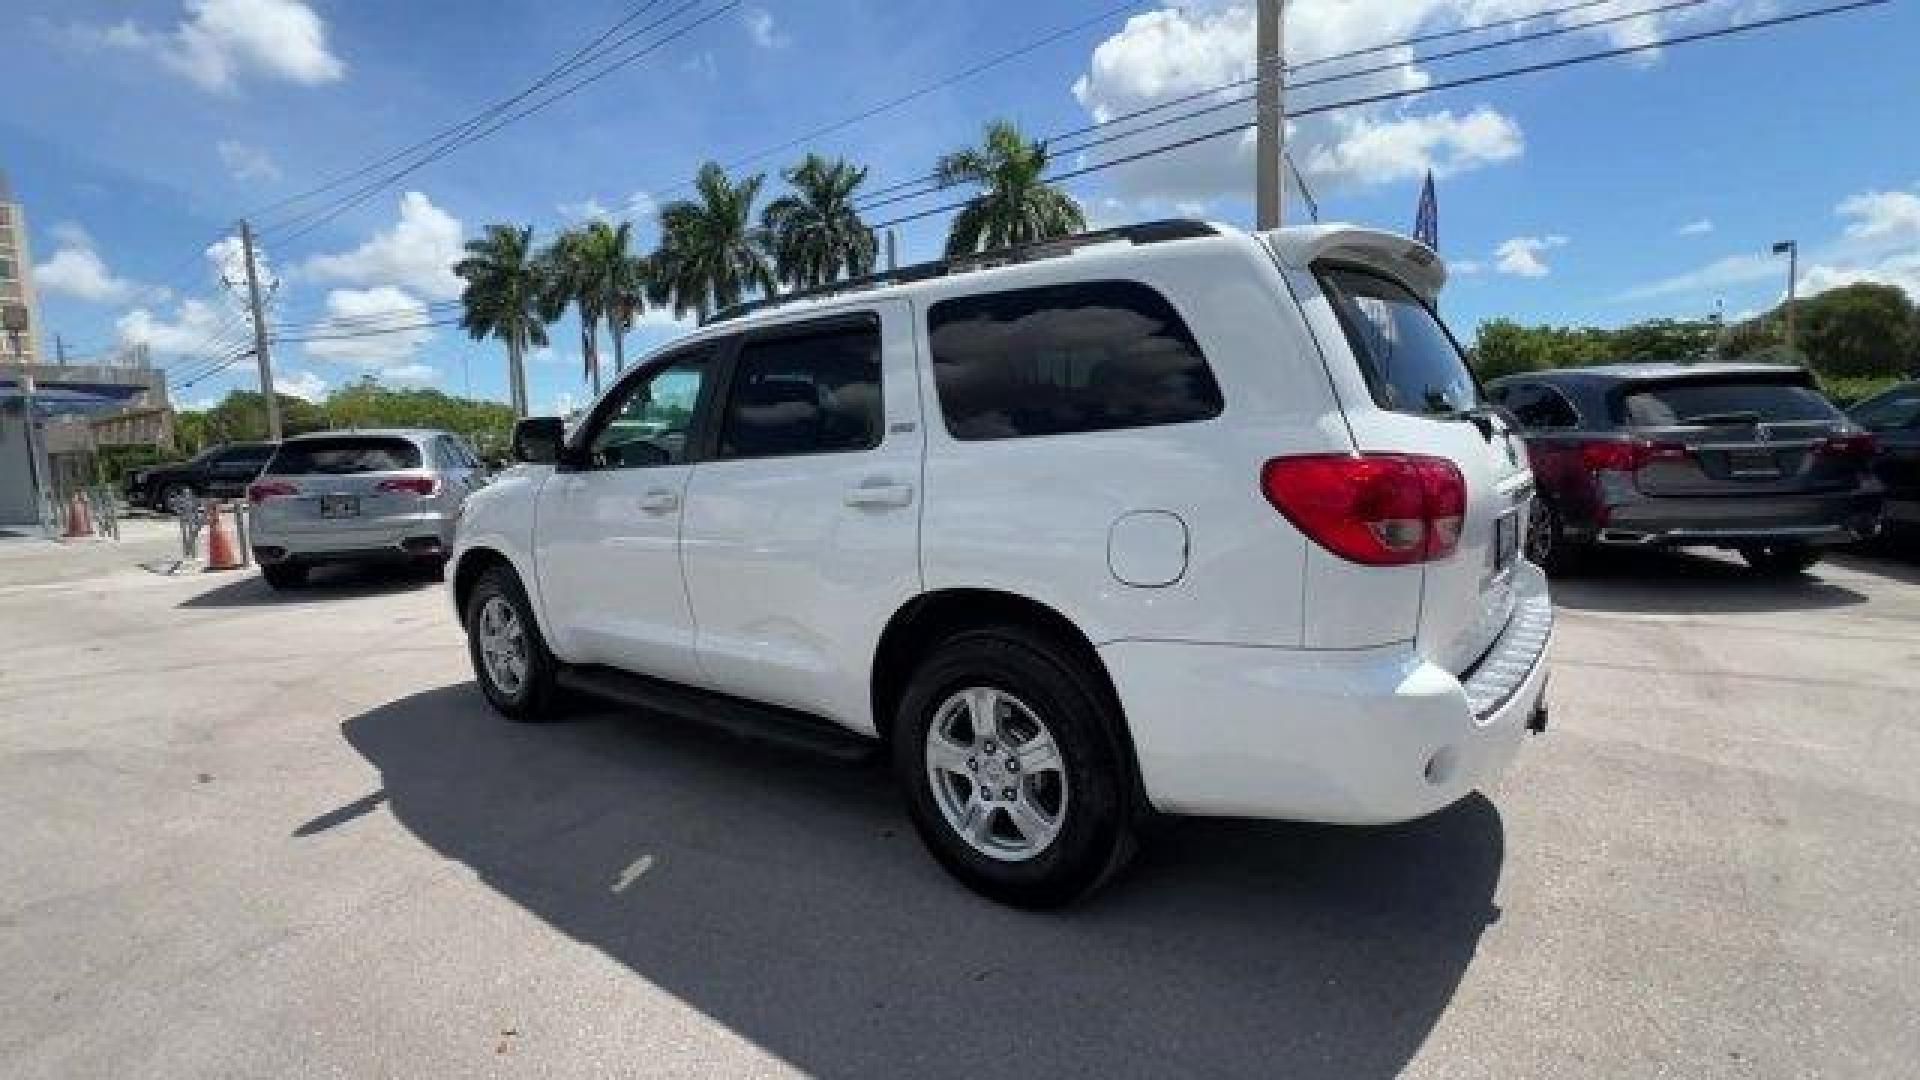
[{"xmin": 0, "ymin": 402, "xmax": 46, "ymax": 528}]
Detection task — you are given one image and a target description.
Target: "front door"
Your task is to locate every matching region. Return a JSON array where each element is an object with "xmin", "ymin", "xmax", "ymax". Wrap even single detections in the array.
[
  {"xmin": 680, "ymin": 302, "xmax": 924, "ymax": 732},
  {"xmin": 535, "ymin": 344, "xmax": 720, "ymax": 683}
]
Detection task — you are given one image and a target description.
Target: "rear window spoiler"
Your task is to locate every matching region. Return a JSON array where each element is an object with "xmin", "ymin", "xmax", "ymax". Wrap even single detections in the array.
[{"xmin": 1262, "ymin": 225, "xmax": 1446, "ymax": 304}]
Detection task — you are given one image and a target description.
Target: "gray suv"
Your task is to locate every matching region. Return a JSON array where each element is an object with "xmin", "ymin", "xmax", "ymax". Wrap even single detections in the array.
[{"xmin": 247, "ymin": 429, "xmax": 486, "ymax": 588}]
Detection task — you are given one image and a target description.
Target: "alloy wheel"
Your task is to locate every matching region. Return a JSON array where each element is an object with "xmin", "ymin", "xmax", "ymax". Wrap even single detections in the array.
[
  {"xmin": 924, "ymin": 686, "xmax": 1069, "ymax": 863},
  {"xmin": 476, "ymin": 595, "xmax": 529, "ymax": 696}
]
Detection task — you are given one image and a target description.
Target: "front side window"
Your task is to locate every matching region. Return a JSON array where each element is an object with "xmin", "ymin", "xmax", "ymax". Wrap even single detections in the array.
[
  {"xmin": 1319, "ymin": 265, "xmax": 1479, "ymax": 416},
  {"xmin": 586, "ymin": 350, "xmax": 712, "ymax": 469},
  {"xmin": 927, "ymin": 280, "xmax": 1222, "ymax": 441},
  {"xmin": 717, "ymin": 319, "xmax": 883, "ymax": 459},
  {"xmin": 268, "ymin": 437, "xmax": 422, "ymax": 475}
]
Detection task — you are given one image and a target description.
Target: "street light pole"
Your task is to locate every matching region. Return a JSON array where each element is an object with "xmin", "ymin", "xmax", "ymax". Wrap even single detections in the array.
[
  {"xmin": 1772, "ymin": 240, "xmax": 1797, "ymax": 361},
  {"xmin": 1255, "ymin": 0, "xmax": 1285, "ymax": 230}
]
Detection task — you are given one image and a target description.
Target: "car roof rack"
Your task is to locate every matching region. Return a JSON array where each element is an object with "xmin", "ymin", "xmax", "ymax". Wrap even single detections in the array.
[{"xmin": 704, "ymin": 219, "xmax": 1218, "ymax": 325}]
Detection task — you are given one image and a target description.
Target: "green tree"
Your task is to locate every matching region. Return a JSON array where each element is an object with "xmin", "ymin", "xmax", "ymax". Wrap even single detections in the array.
[
  {"xmin": 1796, "ymin": 281, "xmax": 1917, "ymax": 379},
  {"xmin": 454, "ymin": 223, "xmax": 550, "ymax": 417},
  {"xmin": 538, "ymin": 226, "xmax": 607, "ymax": 396},
  {"xmin": 761, "ymin": 153, "xmax": 877, "ymax": 291},
  {"xmin": 597, "ymin": 220, "xmax": 650, "ymax": 378},
  {"xmin": 652, "ymin": 162, "xmax": 774, "ymax": 321},
  {"xmin": 199, "ymin": 391, "xmax": 327, "ymax": 443},
  {"xmin": 936, "ymin": 119, "xmax": 1085, "ymax": 258}
]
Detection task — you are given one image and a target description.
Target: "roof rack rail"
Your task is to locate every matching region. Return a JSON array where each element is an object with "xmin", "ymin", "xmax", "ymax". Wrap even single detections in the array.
[{"xmin": 704, "ymin": 219, "xmax": 1218, "ymax": 325}]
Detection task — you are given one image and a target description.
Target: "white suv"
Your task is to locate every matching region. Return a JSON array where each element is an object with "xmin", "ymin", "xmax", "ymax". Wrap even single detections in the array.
[{"xmin": 451, "ymin": 220, "xmax": 1552, "ymax": 907}]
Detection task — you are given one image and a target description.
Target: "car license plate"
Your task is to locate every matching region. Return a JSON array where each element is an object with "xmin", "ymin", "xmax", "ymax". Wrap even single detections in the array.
[
  {"xmin": 320, "ymin": 493, "xmax": 360, "ymax": 519},
  {"xmin": 1728, "ymin": 448, "xmax": 1780, "ymax": 477},
  {"xmin": 1494, "ymin": 510, "xmax": 1520, "ymax": 571}
]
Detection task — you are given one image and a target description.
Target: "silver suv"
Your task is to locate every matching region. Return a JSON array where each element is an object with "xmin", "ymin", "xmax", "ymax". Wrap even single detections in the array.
[{"xmin": 249, "ymin": 429, "xmax": 486, "ymax": 588}]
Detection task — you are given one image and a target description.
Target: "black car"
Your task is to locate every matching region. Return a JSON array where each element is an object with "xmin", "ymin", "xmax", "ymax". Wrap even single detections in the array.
[
  {"xmin": 1488, "ymin": 364, "xmax": 1882, "ymax": 574},
  {"xmin": 125, "ymin": 442, "xmax": 278, "ymax": 513},
  {"xmin": 1847, "ymin": 380, "xmax": 1920, "ymax": 531}
]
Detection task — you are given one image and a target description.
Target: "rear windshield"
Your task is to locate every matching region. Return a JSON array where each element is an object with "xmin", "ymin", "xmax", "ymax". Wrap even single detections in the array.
[
  {"xmin": 1617, "ymin": 378, "xmax": 1836, "ymax": 427},
  {"xmin": 266, "ymin": 437, "xmax": 422, "ymax": 475},
  {"xmin": 1318, "ymin": 265, "xmax": 1478, "ymax": 416}
]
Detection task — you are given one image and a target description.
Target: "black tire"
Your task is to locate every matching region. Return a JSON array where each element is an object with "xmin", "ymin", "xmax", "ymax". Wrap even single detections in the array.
[
  {"xmin": 893, "ymin": 626, "xmax": 1137, "ymax": 908},
  {"xmin": 159, "ymin": 482, "xmax": 194, "ymax": 515},
  {"xmin": 1525, "ymin": 498, "xmax": 1583, "ymax": 575},
  {"xmin": 261, "ymin": 563, "xmax": 308, "ymax": 590},
  {"xmin": 464, "ymin": 564, "xmax": 562, "ymax": 722},
  {"xmin": 1740, "ymin": 543, "xmax": 1823, "ymax": 576}
]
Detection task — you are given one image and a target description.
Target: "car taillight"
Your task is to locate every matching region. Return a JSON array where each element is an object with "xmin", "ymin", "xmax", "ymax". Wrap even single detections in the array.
[
  {"xmin": 1817, "ymin": 431, "xmax": 1877, "ymax": 459},
  {"xmin": 1577, "ymin": 438, "xmax": 1684, "ymax": 473},
  {"xmin": 248, "ymin": 480, "xmax": 297, "ymax": 503},
  {"xmin": 1260, "ymin": 454, "xmax": 1466, "ymax": 566},
  {"xmin": 376, "ymin": 475, "xmax": 438, "ymax": 497}
]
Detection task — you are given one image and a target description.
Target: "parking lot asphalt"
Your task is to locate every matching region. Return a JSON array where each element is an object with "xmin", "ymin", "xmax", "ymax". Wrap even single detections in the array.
[{"xmin": 2, "ymin": 521, "xmax": 1918, "ymax": 1078}]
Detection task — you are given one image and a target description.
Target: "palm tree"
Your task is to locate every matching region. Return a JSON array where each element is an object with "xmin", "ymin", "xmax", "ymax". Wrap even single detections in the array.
[
  {"xmin": 454, "ymin": 224, "xmax": 549, "ymax": 418},
  {"xmin": 595, "ymin": 220, "xmax": 649, "ymax": 377},
  {"xmin": 762, "ymin": 153, "xmax": 877, "ymax": 291},
  {"xmin": 936, "ymin": 119, "xmax": 1085, "ymax": 258},
  {"xmin": 537, "ymin": 226, "xmax": 605, "ymax": 396},
  {"xmin": 652, "ymin": 162, "xmax": 774, "ymax": 321}
]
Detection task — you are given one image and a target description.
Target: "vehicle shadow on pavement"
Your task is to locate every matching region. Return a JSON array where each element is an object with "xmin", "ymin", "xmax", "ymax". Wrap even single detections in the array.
[
  {"xmin": 1829, "ymin": 542, "xmax": 1920, "ymax": 586},
  {"xmin": 177, "ymin": 564, "xmax": 440, "ymax": 608},
  {"xmin": 325, "ymin": 684, "xmax": 1505, "ymax": 1079},
  {"xmin": 1548, "ymin": 547, "xmax": 1868, "ymax": 614}
]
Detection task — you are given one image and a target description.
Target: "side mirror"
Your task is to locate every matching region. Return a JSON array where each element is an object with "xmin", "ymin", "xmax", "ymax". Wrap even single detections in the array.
[{"xmin": 511, "ymin": 416, "xmax": 566, "ymax": 465}]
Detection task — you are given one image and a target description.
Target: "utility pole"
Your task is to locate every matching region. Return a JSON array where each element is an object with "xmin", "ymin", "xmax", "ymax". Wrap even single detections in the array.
[
  {"xmin": 1772, "ymin": 240, "xmax": 1797, "ymax": 361},
  {"xmin": 238, "ymin": 219, "xmax": 281, "ymax": 440},
  {"xmin": 54, "ymin": 333, "xmax": 66, "ymax": 364},
  {"xmin": 885, "ymin": 229, "xmax": 898, "ymax": 273},
  {"xmin": 1255, "ymin": 0, "xmax": 1285, "ymax": 230}
]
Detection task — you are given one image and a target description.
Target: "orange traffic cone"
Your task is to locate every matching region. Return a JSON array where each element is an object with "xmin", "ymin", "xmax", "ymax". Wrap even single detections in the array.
[
  {"xmin": 63, "ymin": 492, "xmax": 93, "ymax": 539},
  {"xmin": 203, "ymin": 501, "xmax": 244, "ymax": 571}
]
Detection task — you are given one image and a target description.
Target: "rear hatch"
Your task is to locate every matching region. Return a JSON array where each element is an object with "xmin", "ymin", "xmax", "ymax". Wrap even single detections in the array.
[
  {"xmin": 1278, "ymin": 234, "xmax": 1533, "ymax": 674},
  {"xmin": 253, "ymin": 435, "xmax": 433, "ymax": 546},
  {"xmin": 1614, "ymin": 371, "xmax": 1857, "ymax": 495}
]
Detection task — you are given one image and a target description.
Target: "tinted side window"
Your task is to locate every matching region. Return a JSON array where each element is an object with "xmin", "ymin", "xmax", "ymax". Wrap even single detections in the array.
[
  {"xmin": 1506, "ymin": 383, "xmax": 1580, "ymax": 430},
  {"xmin": 928, "ymin": 280, "xmax": 1222, "ymax": 441},
  {"xmin": 1852, "ymin": 389, "xmax": 1920, "ymax": 431},
  {"xmin": 1319, "ymin": 266, "xmax": 1479, "ymax": 416},
  {"xmin": 718, "ymin": 320, "xmax": 882, "ymax": 459}
]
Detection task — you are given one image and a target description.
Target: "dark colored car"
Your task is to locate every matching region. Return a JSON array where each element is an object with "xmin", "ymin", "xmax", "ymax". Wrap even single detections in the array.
[
  {"xmin": 1488, "ymin": 364, "xmax": 1881, "ymax": 574},
  {"xmin": 124, "ymin": 441, "xmax": 278, "ymax": 513},
  {"xmin": 1847, "ymin": 381, "xmax": 1920, "ymax": 530}
]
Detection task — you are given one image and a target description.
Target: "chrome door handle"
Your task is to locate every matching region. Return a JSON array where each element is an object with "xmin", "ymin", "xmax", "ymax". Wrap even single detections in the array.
[
  {"xmin": 845, "ymin": 481, "xmax": 913, "ymax": 508},
  {"xmin": 637, "ymin": 489, "xmax": 680, "ymax": 513}
]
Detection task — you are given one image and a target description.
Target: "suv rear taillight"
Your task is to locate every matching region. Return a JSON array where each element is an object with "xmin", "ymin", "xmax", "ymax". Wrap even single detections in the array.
[
  {"xmin": 248, "ymin": 480, "xmax": 297, "ymax": 503},
  {"xmin": 376, "ymin": 475, "xmax": 438, "ymax": 497},
  {"xmin": 1816, "ymin": 431, "xmax": 1877, "ymax": 460},
  {"xmin": 1261, "ymin": 454, "xmax": 1465, "ymax": 566},
  {"xmin": 1577, "ymin": 438, "xmax": 1685, "ymax": 473}
]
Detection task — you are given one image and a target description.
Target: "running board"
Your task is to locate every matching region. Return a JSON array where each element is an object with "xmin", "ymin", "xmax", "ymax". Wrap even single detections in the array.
[{"xmin": 556, "ymin": 665, "xmax": 879, "ymax": 764}]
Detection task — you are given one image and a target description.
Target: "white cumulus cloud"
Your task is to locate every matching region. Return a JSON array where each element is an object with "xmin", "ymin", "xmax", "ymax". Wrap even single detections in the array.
[
  {"xmin": 116, "ymin": 297, "xmax": 230, "ymax": 356},
  {"xmin": 1494, "ymin": 235, "xmax": 1568, "ymax": 278},
  {"xmin": 378, "ymin": 362, "xmax": 439, "ymax": 385},
  {"xmin": 743, "ymin": 8, "xmax": 786, "ymax": 48},
  {"xmin": 303, "ymin": 191, "xmax": 465, "ymax": 300},
  {"xmin": 35, "ymin": 223, "xmax": 138, "ymax": 303},
  {"xmin": 275, "ymin": 369, "xmax": 328, "ymax": 402},
  {"xmin": 90, "ymin": 0, "xmax": 345, "ymax": 93},
  {"xmin": 217, "ymin": 139, "xmax": 281, "ymax": 182},
  {"xmin": 1678, "ymin": 218, "xmax": 1714, "ymax": 236},
  {"xmin": 303, "ymin": 287, "xmax": 434, "ymax": 367}
]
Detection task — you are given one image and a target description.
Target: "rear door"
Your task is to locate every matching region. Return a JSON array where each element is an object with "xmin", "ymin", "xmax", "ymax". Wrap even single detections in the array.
[
  {"xmin": 679, "ymin": 302, "xmax": 922, "ymax": 731},
  {"xmin": 1851, "ymin": 385, "xmax": 1920, "ymax": 510},
  {"xmin": 1312, "ymin": 263, "xmax": 1533, "ymax": 674},
  {"xmin": 1618, "ymin": 373, "xmax": 1853, "ymax": 496},
  {"xmin": 255, "ymin": 435, "xmax": 431, "ymax": 546}
]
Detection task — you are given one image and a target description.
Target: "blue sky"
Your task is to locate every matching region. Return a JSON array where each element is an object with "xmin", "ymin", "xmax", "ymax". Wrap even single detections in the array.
[{"xmin": 8, "ymin": 0, "xmax": 1918, "ymax": 414}]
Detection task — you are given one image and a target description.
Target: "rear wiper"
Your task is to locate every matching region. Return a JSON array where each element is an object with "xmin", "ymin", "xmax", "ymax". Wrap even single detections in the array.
[
  {"xmin": 1439, "ymin": 404, "xmax": 1503, "ymax": 442},
  {"xmin": 1682, "ymin": 410, "xmax": 1763, "ymax": 426}
]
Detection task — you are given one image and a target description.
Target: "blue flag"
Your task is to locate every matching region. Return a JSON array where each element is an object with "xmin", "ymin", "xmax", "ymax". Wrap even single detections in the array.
[{"xmin": 1413, "ymin": 170, "xmax": 1438, "ymax": 251}]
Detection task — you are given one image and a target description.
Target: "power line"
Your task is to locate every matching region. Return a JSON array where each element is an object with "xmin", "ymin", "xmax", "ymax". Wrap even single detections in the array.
[
  {"xmin": 865, "ymin": 0, "xmax": 1890, "ymax": 233},
  {"xmin": 641, "ymin": 0, "xmax": 1153, "ymax": 206},
  {"xmin": 856, "ymin": 0, "xmax": 1731, "ymax": 215},
  {"xmin": 244, "ymin": 0, "xmax": 676, "ymax": 227},
  {"xmin": 259, "ymin": 1, "xmax": 739, "ymax": 249}
]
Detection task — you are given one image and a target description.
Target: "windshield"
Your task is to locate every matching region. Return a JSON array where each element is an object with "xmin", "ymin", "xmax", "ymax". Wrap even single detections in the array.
[
  {"xmin": 266, "ymin": 437, "xmax": 423, "ymax": 475},
  {"xmin": 1318, "ymin": 265, "xmax": 1479, "ymax": 416},
  {"xmin": 1618, "ymin": 378, "xmax": 1837, "ymax": 426}
]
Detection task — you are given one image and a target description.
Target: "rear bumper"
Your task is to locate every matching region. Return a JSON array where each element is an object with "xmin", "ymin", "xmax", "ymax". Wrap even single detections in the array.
[
  {"xmin": 253, "ymin": 512, "xmax": 455, "ymax": 565},
  {"xmin": 1102, "ymin": 562, "xmax": 1553, "ymax": 824},
  {"xmin": 1594, "ymin": 486, "xmax": 1882, "ymax": 547}
]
